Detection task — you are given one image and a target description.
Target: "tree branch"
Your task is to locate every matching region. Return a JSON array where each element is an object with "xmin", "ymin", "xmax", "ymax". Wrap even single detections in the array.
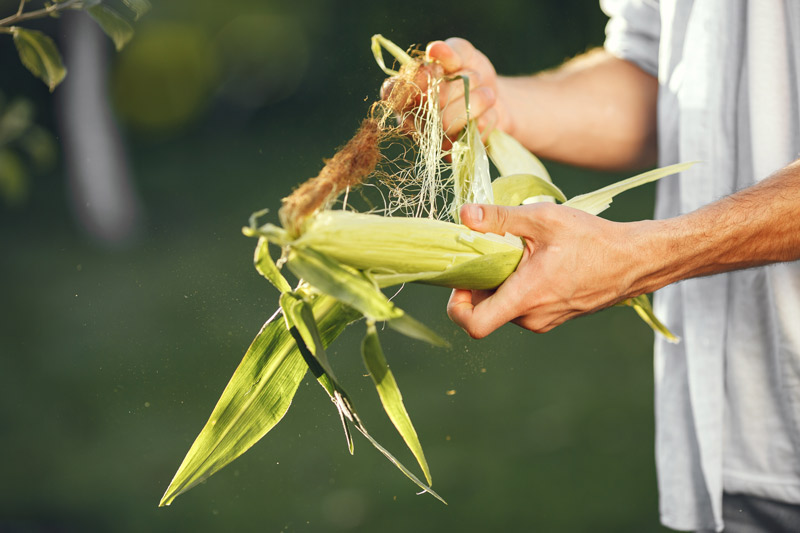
[{"xmin": 0, "ymin": 0, "xmax": 82, "ymax": 28}]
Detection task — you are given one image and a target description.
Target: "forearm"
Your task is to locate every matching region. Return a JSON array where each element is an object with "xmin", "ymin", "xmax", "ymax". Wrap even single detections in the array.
[
  {"xmin": 628, "ymin": 159, "xmax": 800, "ymax": 295},
  {"xmin": 497, "ymin": 49, "xmax": 658, "ymax": 172}
]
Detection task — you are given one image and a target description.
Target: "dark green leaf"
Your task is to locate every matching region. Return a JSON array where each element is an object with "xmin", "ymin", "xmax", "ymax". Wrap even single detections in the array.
[
  {"xmin": 121, "ymin": 0, "xmax": 151, "ymax": 20},
  {"xmin": 12, "ymin": 29, "xmax": 67, "ymax": 92},
  {"xmin": 88, "ymin": 5, "xmax": 134, "ymax": 51}
]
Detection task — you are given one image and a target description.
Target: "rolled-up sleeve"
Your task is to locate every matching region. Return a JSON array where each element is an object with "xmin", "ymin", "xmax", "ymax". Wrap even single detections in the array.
[{"xmin": 600, "ymin": 0, "xmax": 661, "ymax": 76}]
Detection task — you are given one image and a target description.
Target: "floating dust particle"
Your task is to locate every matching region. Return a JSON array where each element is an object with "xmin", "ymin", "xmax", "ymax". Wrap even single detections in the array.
[
  {"xmin": 445, "ymin": 390, "xmax": 456, "ymax": 396},
  {"xmin": 144, "ymin": 401, "xmax": 151, "ymax": 408}
]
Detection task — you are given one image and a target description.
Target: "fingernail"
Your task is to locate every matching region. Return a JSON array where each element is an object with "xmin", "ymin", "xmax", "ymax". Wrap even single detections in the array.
[{"xmin": 465, "ymin": 204, "xmax": 483, "ymax": 222}]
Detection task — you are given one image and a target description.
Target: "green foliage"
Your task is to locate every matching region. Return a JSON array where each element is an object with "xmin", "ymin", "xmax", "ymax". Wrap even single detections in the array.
[
  {"xmin": 0, "ymin": 93, "xmax": 56, "ymax": 206},
  {"xmin": 0, "ymin": 0, "xmax": 151, "ymax": 90},
  {"xmin": 87, "ymin": 4, "xmax": 135, "ymax": 51},
  {"xmin": 0, "ymin": 148, "xmax": 26, "ymax": 204},
  {"xmin": 110, "ymin": 22, "xmax": 218, "ymax": 131},
  {"xmin": 12, "ymin": 28, "xmax": 66, "ymax": 92}
]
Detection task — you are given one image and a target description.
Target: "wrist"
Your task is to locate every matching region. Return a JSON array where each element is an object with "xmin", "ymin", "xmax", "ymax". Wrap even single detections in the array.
[
  {"xmin": 492, "ymin": 76, "xmax": 514, "ymax": 138},
  {"xmin": 621, "ymin": 218, "xmax": 686, "ymax": 297},
  {"xmin": 494, "ymin": 75, "xmax": 557, "ymax": 156}
]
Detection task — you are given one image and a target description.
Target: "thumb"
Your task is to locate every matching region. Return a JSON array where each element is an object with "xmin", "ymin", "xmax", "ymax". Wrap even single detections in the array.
[{"xmin": 460, "ymin": 203, "xmax": 516, "ymax": 235}]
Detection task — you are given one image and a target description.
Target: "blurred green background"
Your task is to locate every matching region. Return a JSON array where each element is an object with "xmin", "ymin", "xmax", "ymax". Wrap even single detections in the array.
[{"xmin": 1, "ymin": 1, "xmax": 672, "ymax": 531}]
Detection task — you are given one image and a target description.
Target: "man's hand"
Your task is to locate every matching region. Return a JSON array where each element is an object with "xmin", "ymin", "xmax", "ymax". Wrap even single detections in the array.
[
  {"xmin": 447, "ymin": 202, "xmax": 643, "ymax": 338},
  {"xmin": 381, "ymin": 38, "xmax": 512, "ymax": 143},
  {"xmin": 383, "ymin": 38, "xmax": 658, "ymax": 171},
  {"xmin": 424, "ymin": 39, "xmax": 514, "ymax": 140},
  {"xmin": 447, "ymin": 159, "xmax": 800, "ymax": 339}
]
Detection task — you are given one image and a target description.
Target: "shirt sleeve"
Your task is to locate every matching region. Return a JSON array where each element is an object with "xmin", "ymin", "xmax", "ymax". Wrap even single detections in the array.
[{"xmin": 600, "ymin": 0, "xmax": 661, "ymax": 76}]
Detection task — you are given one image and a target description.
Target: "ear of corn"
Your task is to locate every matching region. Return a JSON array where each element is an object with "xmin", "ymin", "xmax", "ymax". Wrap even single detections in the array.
[
  {"xmin": 294, "ymin": 210, "xmax": 524, "ymax": 290},
  {"xmin": 161, "ymin": 36, "xmax": 692, "ymax": 507}
]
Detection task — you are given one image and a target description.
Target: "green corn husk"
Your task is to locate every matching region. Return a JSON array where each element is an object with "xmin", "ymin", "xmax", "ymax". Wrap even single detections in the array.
[
  {"xmin": 294, "ymin": 210, "xmax": 523, "ymax": 290},
  {"xmin": 487, "ymin": 128, "xmax": 552, "ymax": 183},
  {"xmin": 159, "ymin": 294, "xmax": 359, "ymax": 507}
]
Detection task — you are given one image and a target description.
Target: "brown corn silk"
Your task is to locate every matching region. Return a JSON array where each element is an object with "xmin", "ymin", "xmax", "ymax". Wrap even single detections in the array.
[
  {"xmin": 279, "ymin": 118, "xmax": 383, "ymax": 235},
  {"xmin": 279, "ymin": 57, "xmax": 431, "ymax": 234}
]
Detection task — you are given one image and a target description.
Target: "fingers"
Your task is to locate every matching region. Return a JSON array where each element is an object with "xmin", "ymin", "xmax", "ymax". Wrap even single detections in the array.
[
  {"xmin": 447, "ymin": 289, "xmax": 505, "ymax": 339},
  {"xmin": 441, "ymin": 84, "xmax": 497, "ymax": 139},
  {"xmin": 426, "ymin": 38, "xmax": 477, "ymax": 74},
  {"xmin": 427, "ymin": 38, "xmax": 498, "ymax": 137},
  {"xmin": 447, "ymin": 285, "xmax": 525, "ymax": 339},
  {"xmin": 449, "ymin": 280, "xmax": 571, "ymax": 339}
]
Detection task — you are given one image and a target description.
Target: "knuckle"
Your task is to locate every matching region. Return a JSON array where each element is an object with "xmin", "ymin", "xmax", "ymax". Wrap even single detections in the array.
[
  {"xmin": 467, "ymin": 325, "xmax": 487, "ymax": 340},
  {"xmin": 446, "ymin": 303, "xmax": 458, "ymax": 321},
  {"xmin": 494, "ymin": 206, "xmax": 510, "ymax": 230},
  {"xmin": 446, "ymin": 37, "xmax": 475, "ymax": 58}
]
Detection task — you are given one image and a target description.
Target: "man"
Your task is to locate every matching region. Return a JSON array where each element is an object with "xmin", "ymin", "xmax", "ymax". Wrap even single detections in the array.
[{"xmin": 421, "ymin": 1, "xmax": 800, "ymax": 531}]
